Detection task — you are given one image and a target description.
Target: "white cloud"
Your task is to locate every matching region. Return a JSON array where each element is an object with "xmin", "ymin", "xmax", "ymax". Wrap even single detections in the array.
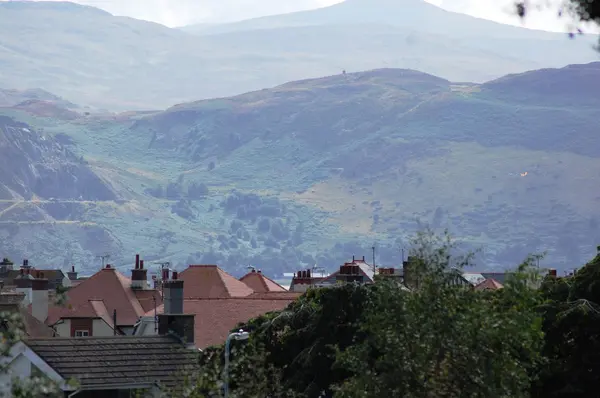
[{"xmin": 2, "ymin": 0, "xmax": 596, "ymax": 32}]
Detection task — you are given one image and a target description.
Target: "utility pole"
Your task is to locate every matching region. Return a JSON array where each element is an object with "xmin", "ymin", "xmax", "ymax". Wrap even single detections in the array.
[{"xmin": 372, "ymin": 246, "xmax": 376, "ymax": 274}]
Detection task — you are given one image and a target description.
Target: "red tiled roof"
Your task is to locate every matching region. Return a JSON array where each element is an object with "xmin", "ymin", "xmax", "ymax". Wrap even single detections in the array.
[
  {"xmin": 178, "ymin": 265, "xmax": 254, "ymax": 299},
  {"xmin": 248, "ymin": 291, "xmax": 302, "ymax": 300},
  {"xmin": 240, "ymin": 271, "xmax": 287, "ymax": 293},
  {"xmin": 0, "ymin": 303, "xmax": 54, "ymax": 338},
  {"xmin": 134, "ymin": 290, "xmax": 163, "ymax": 313},
  {"xmin": 45, "ymin": 267, "xmax": 161, "ymax": 326},
  {"xmin": 146, "ymin": 297, "xmax": 296, "ymax": 348},
  {"xmin": 475, "ymin": 278, "xmax": 504, "ymax": 291}
]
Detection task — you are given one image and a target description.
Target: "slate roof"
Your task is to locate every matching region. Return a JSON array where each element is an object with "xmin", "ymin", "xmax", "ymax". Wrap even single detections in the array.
[
  {"xmin": 45, "ymin": 267, "xmax": 162, "ymax": 327},
  {"xmin": 25, "ymin": 336, "xmax": 200, "ymax": 389},
  {"xmin": 240, "ymin": 271, "xmax": 287, "ymax": 293},
  {"xmin": 146, "ymin": 296, "xmax": 296, "ymax": 348},
  {"xmin": 179, "ymin": 265, "xmax": 254, "ymax": 299}
]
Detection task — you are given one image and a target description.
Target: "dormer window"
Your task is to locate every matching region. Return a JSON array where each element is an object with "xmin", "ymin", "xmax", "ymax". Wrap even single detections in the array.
[{"xmin": 75, "ymin": 330, "xmax": 89, "ymax": 337}]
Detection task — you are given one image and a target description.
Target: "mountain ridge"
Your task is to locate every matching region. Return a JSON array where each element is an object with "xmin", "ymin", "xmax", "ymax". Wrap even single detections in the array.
[
  {"xmin": 0, "ymin": 1, "xmax": 596, "ymax": 110},
  {"xmin": 0, "ymin": 63, "xmax": 596, "ymax": 274}
]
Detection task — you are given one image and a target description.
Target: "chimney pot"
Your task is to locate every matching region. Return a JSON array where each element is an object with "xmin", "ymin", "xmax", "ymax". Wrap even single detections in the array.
[
  {"xmin": 106, "ymin": 264, "xmax": 111, "ymax": 269},
  {"xmin": 362, "ymin": 256, "xmax": 365, "ymax": 261},
  {"xmin": 352, "ymin": 255, "xmax": 355, "ymax": 262},
  {"xmin": 306, "ymin": 269, "xmax": 311, "ymax": 278},
  {"xmin": 23, "ymin": 259, "xmax": 28, "ymax": 267},
  {"xmin": 258, "ymin": 269, "xmax": 261, "ymax": 274},
  {"xmin": 135, "ymin": 254, "xmax": 140, "ymax": 269},
  {"xmin": 172, "ymin": 271, "xmax": 178, "ymax": 280},
  {"xmin": 140, "ymin": 260, "xmax": 144, "ymax": 269},
  {"xmin": 71, "ymin": 265, "xmax": 75, "ymax": 272}
]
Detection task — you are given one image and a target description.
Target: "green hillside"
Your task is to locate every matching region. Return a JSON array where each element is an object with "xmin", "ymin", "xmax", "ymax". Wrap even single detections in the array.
[
  {"xmin": 0, "ymin": 64, "xmax": 598, "ymax": 276},
  {"xmin": 0, "ymin": 1, "xmax": 597, "ymax": 111}
]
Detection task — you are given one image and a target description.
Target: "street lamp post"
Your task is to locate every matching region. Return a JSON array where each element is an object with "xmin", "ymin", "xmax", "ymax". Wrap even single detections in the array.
[{"xmin": 223, "ymin": 329, "xmax": 250, "ymax": 398}]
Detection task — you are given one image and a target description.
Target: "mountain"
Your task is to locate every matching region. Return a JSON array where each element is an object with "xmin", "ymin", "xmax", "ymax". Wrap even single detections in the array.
[
  {"xmin": 0, "ymin": 63, "xmax": 598, "ymax": 275},
  {"xmin": 0, "ymin": 114, "xmax": 121, "ymax": 267},
  {"xmin": 1, "ymin": 1, "xmax": 598, "ymax": 111},
  {"xmin": 182, "ymin": 0, "xmax": 599, "ymax": 64}
]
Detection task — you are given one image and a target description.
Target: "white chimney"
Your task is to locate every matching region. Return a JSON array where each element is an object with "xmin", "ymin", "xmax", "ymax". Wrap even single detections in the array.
[{"xmin": 31, "ymin": 273, "xmax": 49, "ymax": 322}]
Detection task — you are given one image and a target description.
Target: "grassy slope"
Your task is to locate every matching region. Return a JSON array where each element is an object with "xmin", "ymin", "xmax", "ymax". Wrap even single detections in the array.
[
  {"xmin": 2, "ymin": 65, "xmax": 597, "ymax": 275},
  {"xmin": 0, "ymin": 1, "xmax": 597, "ymax": 112}
]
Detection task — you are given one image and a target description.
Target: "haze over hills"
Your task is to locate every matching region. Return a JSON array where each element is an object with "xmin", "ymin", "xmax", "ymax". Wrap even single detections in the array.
[
  {"xmin": 0, "ymin": 0, "xmax": 597, "ymax": 111},
  {"xmin": 0, "ymin": 63, "xmax": 598, "ymax": 275}
]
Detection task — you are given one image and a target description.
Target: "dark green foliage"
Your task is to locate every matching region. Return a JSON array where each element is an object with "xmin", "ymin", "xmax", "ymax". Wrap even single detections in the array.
[{"xmin": 193, "ymin": 231, "xmax": 547, "ymax": 398}]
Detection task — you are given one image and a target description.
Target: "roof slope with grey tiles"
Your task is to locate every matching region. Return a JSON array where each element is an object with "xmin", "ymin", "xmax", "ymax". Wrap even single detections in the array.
[{"xmin": 25, "ymin": 335, "xmax": 200, "ymax": 389}]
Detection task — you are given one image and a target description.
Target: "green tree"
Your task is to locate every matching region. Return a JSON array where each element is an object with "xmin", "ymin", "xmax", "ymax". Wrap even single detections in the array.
[
  {"xmin": 332, "ymin": 231, "xmax": 544, "ymax": 398},
  {"xmin": 533, "ymin": 247, "xmax": 600, "ymax": 398},
  {"xmin": 192, "ymin": 230, "xmax": 546, "ymax": 398}
]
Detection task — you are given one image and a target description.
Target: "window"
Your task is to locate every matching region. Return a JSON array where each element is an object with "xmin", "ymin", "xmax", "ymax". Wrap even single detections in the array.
[{"xmin": 74, "ymin": 330, "xmax": 89, "ymax": 337}]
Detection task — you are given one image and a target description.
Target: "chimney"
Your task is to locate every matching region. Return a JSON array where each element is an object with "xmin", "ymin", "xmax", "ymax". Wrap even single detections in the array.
[
  {"xmin": 31, "ymin": 275, "xmax": 49, "ymax": 322},
  {"xmin": 22, "ymin": 259, "xmax": 29, "ymax": 268},
  {"xmin": 131, "ymin": 256, "xmax": 148, "ymax": 290},
  {"xmin": 67, "ymin": 265, "xmax": 78, "ymax": 281},
  {"xmin": 163, "ymin": 278, "xmax": 183, "ymax": 315},
  {"xmin": 548, "ymin": 269, "xmax": 557, "ymax": 277},
  {"xmin": 158, "ymin": 313, "xmax": 195, "ymax": 348},
  {"xmin": 159, "ymin": 278, "xmax": 195, "ymax": 347},
  {"xmin": 14, "ymin": 271, "xmax": 34, "ymax": 305}
]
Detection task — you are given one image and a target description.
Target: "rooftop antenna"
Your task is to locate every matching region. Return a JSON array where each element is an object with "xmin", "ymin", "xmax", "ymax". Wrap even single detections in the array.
[
  {"xmin": 153, "ymin": 262, "xmax": 172, "ymax": 297},
  {"xmin": 96, "ymin": 254, "xmax": 110, "ymax": 269},
  {"xmin": 311, "ymin": 264, "xmax": 326, "ymax": 277}
]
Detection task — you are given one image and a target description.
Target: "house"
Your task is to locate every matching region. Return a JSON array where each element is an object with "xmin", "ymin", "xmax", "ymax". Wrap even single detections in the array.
[
  {"xmin": 289, "ymin": 256, "xmax": 376, "ymax": 292},
  {"xmin": 35, "ymin": 255, "xmax": 163, "ymax": 337},
  {"xmin": 135, "ymin": 267, "xmax": 299, "ymax": 348},
  {"xmin": 0, "ymin": 258, "xmax": 72, "ymax": 293},
  {"xmin": 474, "ymin": 278, "xmax": 504, "ymax": 291},
  {"xmin": 239, "ymin": 269, "xmax": 287, "ymax": 293},
  {"xmin": 1, "ymin": 326, "xmax": 200, "ymax": 397},
  {"xmin": 177, "ymin": 264, "xmax": 255, "ymax": 298}
]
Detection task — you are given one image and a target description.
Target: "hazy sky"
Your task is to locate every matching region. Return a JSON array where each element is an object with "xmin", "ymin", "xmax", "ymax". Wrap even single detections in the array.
[{"xmin": 5, "ymin": 0, "xmax": 593, "ymax": 32}]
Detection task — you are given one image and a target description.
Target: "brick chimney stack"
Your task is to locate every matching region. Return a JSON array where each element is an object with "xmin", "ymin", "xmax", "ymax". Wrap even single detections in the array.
[
  {"xmin": 67, "ymin": 265, "xmax": 78, "ymax": 281},
  {"xmin": 159, "ymin": 275, "xmax": 195, "ymax": 347},
  {"xmin": 131, "ymin": 254, "xmax": 148, "ymax": 290}
]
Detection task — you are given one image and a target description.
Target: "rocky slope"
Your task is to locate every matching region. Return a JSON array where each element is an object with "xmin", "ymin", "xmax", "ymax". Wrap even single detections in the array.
[
  {"xmin": 0, "ymin": 115, "xmax": 120, "ymax": 267},
  {"xmin": 0, "ymin": 63, "xmax": 599, "ymax": 275}
]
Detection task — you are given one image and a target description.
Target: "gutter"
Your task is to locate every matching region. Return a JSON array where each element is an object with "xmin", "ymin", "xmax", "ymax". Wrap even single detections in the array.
[{"xmin": 67, "ymin": 381, "xmax": 160, "ymax": 397}]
